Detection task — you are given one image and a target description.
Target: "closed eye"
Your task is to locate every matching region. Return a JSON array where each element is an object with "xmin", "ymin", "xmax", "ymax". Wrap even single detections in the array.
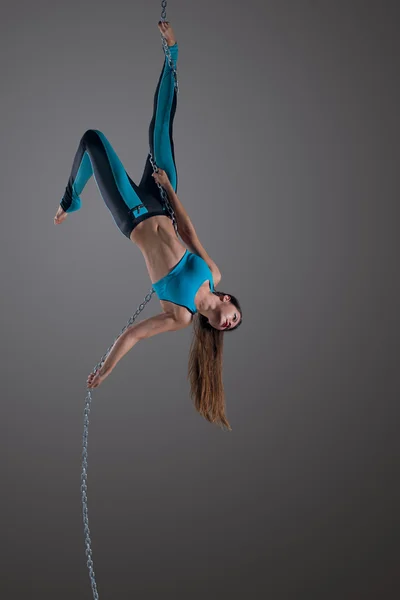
[{"xmin": 227, "ymin": 314, "xmax": 237, "ymax": 328}]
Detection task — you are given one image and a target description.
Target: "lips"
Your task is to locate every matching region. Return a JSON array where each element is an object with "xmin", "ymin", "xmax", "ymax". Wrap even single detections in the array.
[{"xmin": 222, "ymin": 320, "xmax": 229, "ymax": 328}]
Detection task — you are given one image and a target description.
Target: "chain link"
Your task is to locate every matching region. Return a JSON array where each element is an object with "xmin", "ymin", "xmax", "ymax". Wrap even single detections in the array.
[
  {"xmin": 81, "ymin": 4, "xmax": 179, "ymax": 598},
  {"xmin": 148, "ymin": 152, "xmax": 179, "ymax": 237}
]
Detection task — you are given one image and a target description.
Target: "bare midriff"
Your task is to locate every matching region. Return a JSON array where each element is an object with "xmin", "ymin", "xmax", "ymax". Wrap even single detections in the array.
[
  {"xmin": 130, "ymin": 214, "xmax": 187, "ymax": 284},
  {"xmin": 130, "ymin": 215, "xmax": 208, "ymax": 322}
]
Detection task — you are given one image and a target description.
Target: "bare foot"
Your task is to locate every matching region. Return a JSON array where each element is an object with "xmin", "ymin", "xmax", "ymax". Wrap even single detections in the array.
[
  {"xmin": 54, "ymin": 205, "xmax": 68, "ymax": 224},
  {"xmin": 157, "ymin": 21, "xmax": 177, "ymax": 46}
]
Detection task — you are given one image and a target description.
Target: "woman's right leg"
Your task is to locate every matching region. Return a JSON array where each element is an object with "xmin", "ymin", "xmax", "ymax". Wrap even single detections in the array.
[
  {"xmin": 59, "ymin": 129, "xmax": 158, "ymax": 239},
  {"xmin": 139, "ymin": 43, "xmax": 179, "ymax": 199}
]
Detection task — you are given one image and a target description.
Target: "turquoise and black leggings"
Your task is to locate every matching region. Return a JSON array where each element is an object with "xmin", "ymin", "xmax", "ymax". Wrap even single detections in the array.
[{"xmin": 59, "ymin": 43, "xmax": 179, "ymax": 239}]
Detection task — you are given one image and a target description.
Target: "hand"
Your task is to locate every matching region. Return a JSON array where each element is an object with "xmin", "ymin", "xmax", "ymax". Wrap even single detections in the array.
[
  {"xmin": 87, "ymin": 367, "xmax": 110, "ymax": 389},
  {"xmin": 152, "ymin": 168, "xmax": 170, "ymax": 188}
]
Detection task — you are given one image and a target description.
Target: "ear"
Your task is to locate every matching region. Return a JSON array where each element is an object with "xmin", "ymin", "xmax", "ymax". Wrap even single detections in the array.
[{"xmin": 223, "ymin": 294, "xmax": 231, "ymax": 302}]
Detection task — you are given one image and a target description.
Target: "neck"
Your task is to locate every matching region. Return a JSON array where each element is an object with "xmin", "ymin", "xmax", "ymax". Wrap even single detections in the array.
[{"xmin": 194, "ymin": 287, "xmax": 218, "ymax": 317}]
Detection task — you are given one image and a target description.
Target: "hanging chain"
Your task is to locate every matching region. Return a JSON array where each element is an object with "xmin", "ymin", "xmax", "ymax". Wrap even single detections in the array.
[
  {"xmin": 81, "ymin": 290, "xmax": 155, "ymax": 600},
  {"xmin": 81, "ymin": 4, "xmax": 179, "ymax": 599}
]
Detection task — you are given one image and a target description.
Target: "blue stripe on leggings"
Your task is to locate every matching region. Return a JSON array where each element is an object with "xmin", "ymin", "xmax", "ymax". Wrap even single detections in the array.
[
  {"xmin": 64, "ymin": 151, "xmax": 91, "ymax": 212},
  {"xmin": 153, "ymin": 43, "xmax": 178, "ymax": 192},
  {"xmin": 94, "ymin": 130, "xmax": 148, "ymax": 218}
]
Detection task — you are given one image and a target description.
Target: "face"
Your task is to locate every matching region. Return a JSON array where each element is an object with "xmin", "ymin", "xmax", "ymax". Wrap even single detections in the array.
[{"xmin": 207, "ymin": 295, "xmax": 241, "ymax": 331}]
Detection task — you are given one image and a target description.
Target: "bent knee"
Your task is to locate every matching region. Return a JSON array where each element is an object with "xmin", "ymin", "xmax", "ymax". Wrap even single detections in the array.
[{"xmin": 81, "ymin": 129, "xmax": 103, "ymax": 142}]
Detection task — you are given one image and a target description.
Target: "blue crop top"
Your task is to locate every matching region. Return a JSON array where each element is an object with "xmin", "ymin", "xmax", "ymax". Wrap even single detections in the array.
[{"xmin": 152, "ymin": 250, "xmax": 215, "ymax": 314}]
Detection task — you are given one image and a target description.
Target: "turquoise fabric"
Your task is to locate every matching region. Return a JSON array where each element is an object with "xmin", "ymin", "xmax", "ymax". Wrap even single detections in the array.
[
  {"xmin": 152, "ymin": 250, "xmax": 215, "ymax": 314},
  {"xmin": 60, "ymin": 43, "xmax": 180, "ymax": 236},
  {"xmin": 153, "ymin": 42, "xmax": 179, "ymax": 192}
]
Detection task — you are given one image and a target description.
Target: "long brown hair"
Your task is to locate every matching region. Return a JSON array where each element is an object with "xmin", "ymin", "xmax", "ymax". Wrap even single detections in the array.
[{"xmin": 188, "ymin": 291, "xmax": 242, "ymax": 431}]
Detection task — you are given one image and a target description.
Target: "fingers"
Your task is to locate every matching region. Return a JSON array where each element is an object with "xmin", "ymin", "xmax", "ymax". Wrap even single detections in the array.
[
  {"xmin": 87, "ymin": 372, "xmax": 99, "ymax": 388},
  {"xmin": 152, "ymin": 168, "xmax": 165, "ymax": 180},
  {"xmin": 158, "ymin": 21, "xmax": 171, "ymax": 36}
]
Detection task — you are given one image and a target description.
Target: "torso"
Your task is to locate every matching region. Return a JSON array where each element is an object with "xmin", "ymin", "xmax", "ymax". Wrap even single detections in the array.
[{"xmin": 130, "ymin": 215, "xmax": 208, "ymax": 324}]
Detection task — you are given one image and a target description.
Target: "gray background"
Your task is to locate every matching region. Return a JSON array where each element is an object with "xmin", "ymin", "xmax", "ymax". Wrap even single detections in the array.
[{"xmin": 1, "ymin": 0, "xmax": 399, "ymax": 598}]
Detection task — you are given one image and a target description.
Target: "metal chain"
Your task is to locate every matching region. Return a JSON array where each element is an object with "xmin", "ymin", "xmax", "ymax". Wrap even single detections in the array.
[
  {"xmin": 149, "ymin": 152, "xmax": 179, "ymax": 237},
  {"xmin": 81, "ymin": 4, "xmax": 179, "ymax": 599}
]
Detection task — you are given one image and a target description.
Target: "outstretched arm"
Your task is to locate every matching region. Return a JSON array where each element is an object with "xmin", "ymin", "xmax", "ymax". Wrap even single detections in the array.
[{"xmin": 87, "ymin": 313, "xmax": 185, "ymax": 388}]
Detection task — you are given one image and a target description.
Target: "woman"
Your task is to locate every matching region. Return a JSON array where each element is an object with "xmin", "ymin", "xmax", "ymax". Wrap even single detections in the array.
[{"xmin": 54, "ymin": 21, "xmax": 242, "ymax": 430}]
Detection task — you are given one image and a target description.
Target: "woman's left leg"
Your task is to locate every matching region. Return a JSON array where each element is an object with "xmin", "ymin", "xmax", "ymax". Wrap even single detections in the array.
[{"xmin": 58, "ymin": 129, "xmax": 167, "ymax": 239}]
